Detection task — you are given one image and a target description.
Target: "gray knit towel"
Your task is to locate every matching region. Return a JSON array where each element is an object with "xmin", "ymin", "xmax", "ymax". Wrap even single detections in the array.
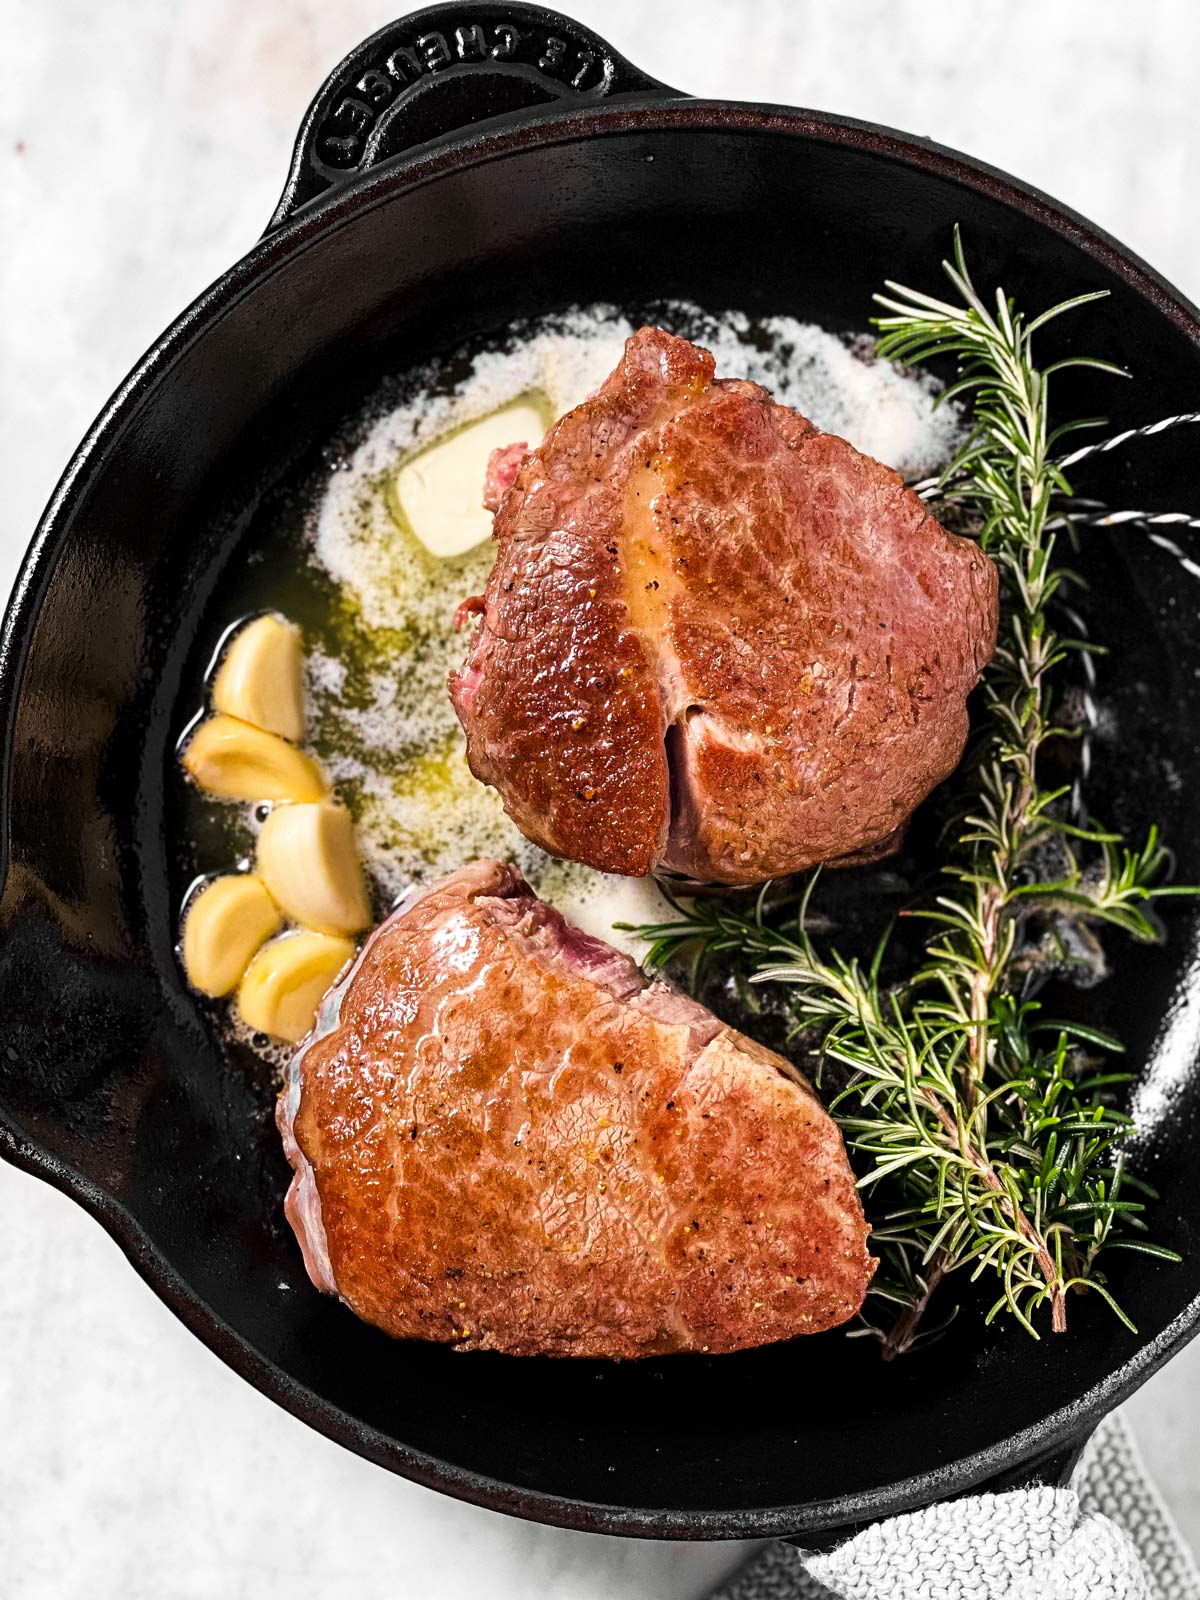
[{"xmin": 712, "ymin": 1413, "xmax": 1200, "ymax": 1600}]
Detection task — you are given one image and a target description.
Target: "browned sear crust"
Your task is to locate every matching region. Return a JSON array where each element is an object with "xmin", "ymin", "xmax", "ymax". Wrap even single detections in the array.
[
  {"xmin": 451, "ymin": 327, "xmax": 998, "ymax": 883},
  {"xmin": 282, "ymin": 860, "xmax": 874, "ymax": 1358}
]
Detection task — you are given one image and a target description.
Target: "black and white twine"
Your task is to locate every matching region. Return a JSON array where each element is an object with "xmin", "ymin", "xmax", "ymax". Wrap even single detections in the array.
[
  {"xmin": 909, "ymin": 410, "xmax": 1200, "ymax": 819},
  {"xmin": 1055, "ymin": 409, "xmax": 1200, "ymax": 470},
  {"xmin": 1057, "ymin": 509, "xmax": 1200, "ymax": 580},
  {"xmin": 909, "ymin": 409, "xmax": 1200, "ymax": 503},
  {"xmin": 910, "ymin": 410, "xmax": 1200, "ymax": 584},
  {"xmin": 1057, "ymin": 598, "xmax": 1098, "ymax": 824}
]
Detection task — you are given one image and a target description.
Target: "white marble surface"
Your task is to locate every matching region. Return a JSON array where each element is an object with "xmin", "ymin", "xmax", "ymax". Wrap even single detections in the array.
[{"xmin": 2, "ymin": 2, "xmax": 1199, "ymax": 1596}]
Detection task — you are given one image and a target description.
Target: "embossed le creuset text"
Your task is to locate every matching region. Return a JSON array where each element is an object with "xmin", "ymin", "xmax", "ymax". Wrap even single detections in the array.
[{"xmin": 317, "ymin": 20, "xmax": 616, "ymax": 168}]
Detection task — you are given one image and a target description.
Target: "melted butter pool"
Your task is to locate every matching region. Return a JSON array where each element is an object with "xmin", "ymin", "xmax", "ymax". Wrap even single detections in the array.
[{"xmin": 300, "ymin": 318, "xmax": 677, "ymax": 954}]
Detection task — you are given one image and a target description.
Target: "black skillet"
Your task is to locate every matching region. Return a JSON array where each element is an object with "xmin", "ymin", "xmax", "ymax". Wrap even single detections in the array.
[{"xmin": 2, "ymin": 3, "xmax": 1199, "ymax": 1546}]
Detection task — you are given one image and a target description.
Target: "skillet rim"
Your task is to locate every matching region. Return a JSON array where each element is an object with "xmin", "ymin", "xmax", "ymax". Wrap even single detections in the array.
[{"xmin": 2, "ymin": 96, "xmax": 1200, "ymax": 1540}]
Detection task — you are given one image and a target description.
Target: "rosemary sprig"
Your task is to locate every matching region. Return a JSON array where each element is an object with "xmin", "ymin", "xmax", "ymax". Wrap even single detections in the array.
[{"xmin": 633, "ymin": 232, "xmax": 1190, "ymax": 1354}]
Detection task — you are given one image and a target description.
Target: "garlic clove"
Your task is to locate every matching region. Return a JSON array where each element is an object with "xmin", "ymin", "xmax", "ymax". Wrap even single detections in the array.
[
  {"xmin": 256, "ymin": 801, "xmax": 371, "ymax": 936},
  {"xmin": 212, "ymin": 615, "xmax": 305, "ymax": 741},
  {"xmin": 182, "ymin": 873, "xmax": 282, "ymax": 997},
  {"xmin": 392, "ymin": 395, "xmax": 550, "ymax": 559},
  {"xmin": 181, "ymin": 714, "xmax": 326, "ymax": 803},
  {"xmin": 237, "ymin": 930, "xmax": 357, "ymax": 1044}
]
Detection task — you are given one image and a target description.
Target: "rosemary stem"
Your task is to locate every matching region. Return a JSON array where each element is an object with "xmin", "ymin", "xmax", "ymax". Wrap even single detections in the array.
[
  {"xmin": 928, "ymin": 1091, "xmax": 1068, "ymax": 1332},
  {"xmin": 881, "ymin": 1255, "xmax": 947, "ymax": 1361},
  {"xmin": 966, "ymin": 879, "xmax": 1002, "ymax": 1092},
  {"xmin": 883, "ymin": 338, "xmax": 1066, "ymax": 1347}
]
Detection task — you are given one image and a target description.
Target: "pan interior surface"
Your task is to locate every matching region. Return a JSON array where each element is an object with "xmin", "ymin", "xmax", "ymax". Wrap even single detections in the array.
[{"xmin": 1, "ymin": 116, "xmax": 1199, "ymax": 1536}]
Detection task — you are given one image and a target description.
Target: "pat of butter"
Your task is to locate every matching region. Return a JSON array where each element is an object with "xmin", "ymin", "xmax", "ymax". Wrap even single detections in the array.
[{"xmin": 393, "ymin": 396, "xmax": 548, "ymax": 559}]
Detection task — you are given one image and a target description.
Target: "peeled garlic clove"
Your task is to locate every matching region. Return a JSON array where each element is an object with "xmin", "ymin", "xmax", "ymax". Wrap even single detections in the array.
[
  {"xmin": 212, "ymin": 615, "xmax": 305, "ymax": 742},
  {"xmin": 256, "ymin": 801, "xmax": 371, "ymax": 936},
  {"xmin": 181, "ymin": 714, "xmax": 326, "ymax": 803},
  {"xmin": 237, "ymin": 931, "xmax": 357, "ymax": 1044},
  {"xmin": 182, "ymin": 873, "xmax": 282, "ymax": 997},
  {"xmin": 392, "ymin": 395, "xmax": 550, "ymax": 559}
]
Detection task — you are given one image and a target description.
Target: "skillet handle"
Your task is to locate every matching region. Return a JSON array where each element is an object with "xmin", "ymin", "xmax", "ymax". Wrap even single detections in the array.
[
  {"xmin": 784, "ymin": 1431, "xmax": 1094, "ymax": 1555},
  {"xmin": 266, "ymin": 3, "xmax": 679, "ymax": 233}
]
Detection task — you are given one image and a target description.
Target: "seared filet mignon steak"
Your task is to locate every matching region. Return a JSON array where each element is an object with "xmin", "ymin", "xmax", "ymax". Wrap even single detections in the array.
[
  {"xmin": 278, "ymin": 860, "xmax": 873, "ymax": 1358},
  {"xmin": 450, "ymin": 327, "xmax": 998, "ymax": 884}
]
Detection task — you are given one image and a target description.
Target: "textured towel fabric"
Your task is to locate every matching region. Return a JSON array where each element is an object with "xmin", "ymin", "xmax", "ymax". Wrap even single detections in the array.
[{"xmin": 712, "ymin": 1414, "xmax": 1200, "ymax": 1600}]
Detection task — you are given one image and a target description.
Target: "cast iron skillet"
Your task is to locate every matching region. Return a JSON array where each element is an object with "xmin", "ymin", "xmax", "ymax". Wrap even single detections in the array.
[{"xmin": 2, "ymin": 2, "xmax": 1199, "ymax": 1546}]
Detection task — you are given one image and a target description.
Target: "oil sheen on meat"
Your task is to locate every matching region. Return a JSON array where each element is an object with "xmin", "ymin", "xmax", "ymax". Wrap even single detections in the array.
[
  {"xmin": 450, "ymin": 327, "xmax": 999, "ymax": 883},
  {"xmin": 278, "ymin": 861, "xmax": 874, "ymax": 1358}
]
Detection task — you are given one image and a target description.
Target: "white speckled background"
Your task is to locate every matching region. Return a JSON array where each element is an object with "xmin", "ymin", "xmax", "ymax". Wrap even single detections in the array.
[{"xmin": 2, "ymin": 3, "xmax": 1199, "ymax": 1596}]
